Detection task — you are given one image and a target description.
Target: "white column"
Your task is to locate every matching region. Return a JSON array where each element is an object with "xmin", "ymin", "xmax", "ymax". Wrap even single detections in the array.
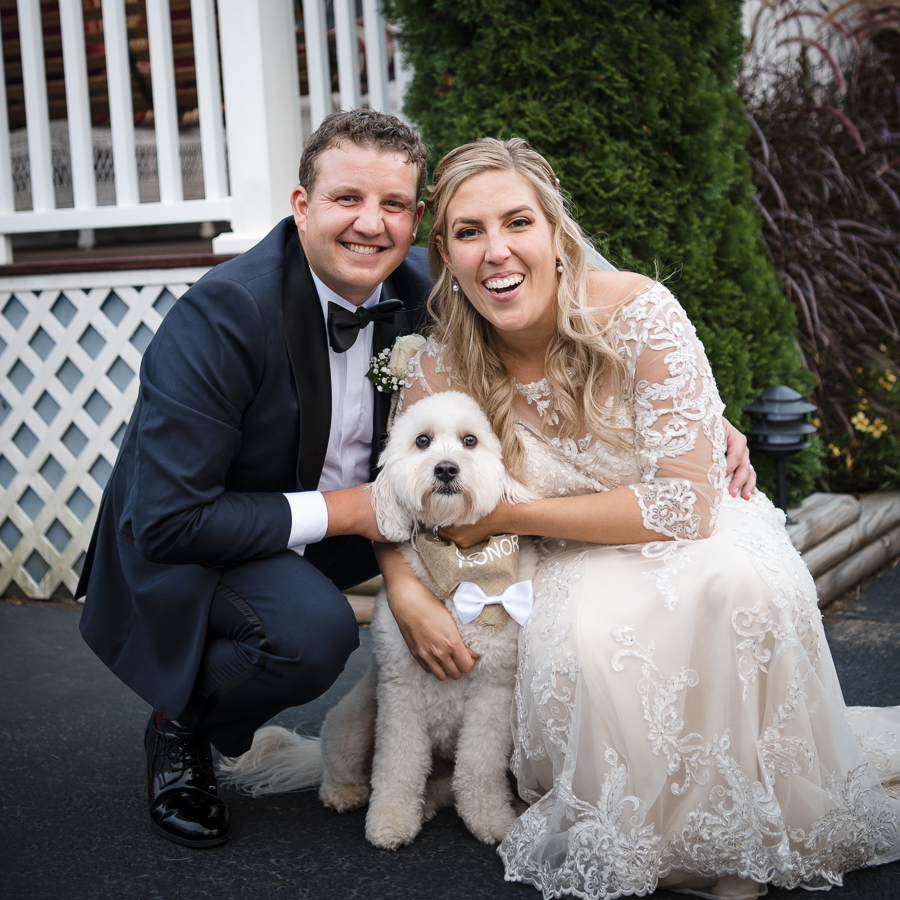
[
  {"xmin": 362, "ymin": 0, "xmax": 390, "ymax": 113},
  {"xmin": 333, "ymin": 0, "xmax": 360, "ymax": 111},
  {"xmin": 146, "ymin": 0, "xmax": 183, "ymax": 203},
  {"xmin": 101, "ymin": 0, "xmax": 140, "ymax": 206},
  {"xmin": 212, "ymin": 0, "xmax": 302, "ymax": 255},
  {"xmin": 301, "ymin": 0, "xmax": 330, "ymax": 131},
  {"xmin": 0, "ymin": 10, "xmax": 14, "ymax": 262},
  {"xmin": 59, "ymin": 0, "xmax": 98, "ymax": 210},
  {"xmin": 190, "ymin": 0, "xmax": 228, "ymax": 200},
  {"xmin": 393, "ymin": 40, "xmax": 413, "ymax": 122},
  {"xmin": 18, "ymin": 0, "xmax": 55, "ymax": 212}
]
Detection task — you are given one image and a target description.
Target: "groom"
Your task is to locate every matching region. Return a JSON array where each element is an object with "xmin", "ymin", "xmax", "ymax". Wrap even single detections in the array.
[{"xmin": 77, "ymin": 110, "xmax": 432, "ymax": 849}]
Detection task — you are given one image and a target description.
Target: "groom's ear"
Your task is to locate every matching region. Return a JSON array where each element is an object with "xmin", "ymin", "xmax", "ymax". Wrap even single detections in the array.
[
  {"xmin": 291, "ymin": 185, "xmax": 309, "ymax": 234},
  {"xmin": 413, "ymin": 200, "xmax": 425, "ymax": 237}
]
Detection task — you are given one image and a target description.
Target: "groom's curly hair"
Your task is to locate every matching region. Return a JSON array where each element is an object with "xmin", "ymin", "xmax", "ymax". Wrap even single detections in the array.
[{"xmin": 299, "ymin": 109, "xmax": 428, "ymax": 199}]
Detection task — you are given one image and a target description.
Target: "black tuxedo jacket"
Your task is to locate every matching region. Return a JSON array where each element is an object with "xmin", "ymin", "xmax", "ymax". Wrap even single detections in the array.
[{"xmin": 77, "ymin": 217, "xmax": 431, "ymax": 716}]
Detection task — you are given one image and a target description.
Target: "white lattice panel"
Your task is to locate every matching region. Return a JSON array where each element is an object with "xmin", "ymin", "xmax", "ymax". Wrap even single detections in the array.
[{"xmin": 0, "ymin": 268, "xmax": 211, "ymax": 599}]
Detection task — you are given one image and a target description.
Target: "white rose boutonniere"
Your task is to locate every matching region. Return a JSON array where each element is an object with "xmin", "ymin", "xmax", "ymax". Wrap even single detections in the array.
[{"xmin": 366, "ymin": 334, "xmax": 426, "ymax": 394}]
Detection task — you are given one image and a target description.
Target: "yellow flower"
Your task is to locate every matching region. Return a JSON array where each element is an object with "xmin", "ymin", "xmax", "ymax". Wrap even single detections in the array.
[
  {"xmin": 859, "ymin": 398, "xmax": 869, "ymax": 410},
  {"xmin": 886, "ymin": 372, "xmax": 897, "ymax": 383},
  {"xmin": 880, "ymin": 344, "xmax": 888, "ymax": 353},
  {"xmin": 846, "ymin": 455, "xmax": 854, "ymax": 470},
  {"xmin": 857, "ymin": 367, "xmax": 864, "ymax": 374},
  {"xmin": 828, "ymin": 443, "xmax": 841, "ymax": 457},
  {"xmin": 850, "ymin": 411, "xmax": 870, "ymax": 431},
  {"xmin": 811, "ymin": 416, "xmax": 821, "ymax": 428},
  {"xmin": 869, "ymin": 418, "xmax": 888, "ymax": 438}
]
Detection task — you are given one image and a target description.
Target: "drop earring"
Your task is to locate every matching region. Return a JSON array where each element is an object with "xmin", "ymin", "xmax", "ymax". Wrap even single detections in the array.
[
  {"xmin": 451, "ymin": 276, "xmax": 460, "ymax": 292},
  {"xmin": 556, "ymin": 259, "xmax": 564, "ymax": 273}
]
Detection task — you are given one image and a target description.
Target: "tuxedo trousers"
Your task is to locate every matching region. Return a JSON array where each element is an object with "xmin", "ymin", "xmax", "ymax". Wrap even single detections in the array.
[{"xmin": 177, "ymin": 536, "xmax": 378, "ymax": 756}]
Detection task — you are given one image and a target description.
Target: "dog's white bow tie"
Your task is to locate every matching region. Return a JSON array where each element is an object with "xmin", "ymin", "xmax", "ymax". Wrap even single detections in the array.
[{"xmin": 453, "ymin": 580, "xmax": 534, "ymax": 627}]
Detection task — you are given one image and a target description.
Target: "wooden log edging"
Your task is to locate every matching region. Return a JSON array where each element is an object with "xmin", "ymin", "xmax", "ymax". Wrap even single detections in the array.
[
  {"xmin": 786, "ymin": 493, "xmax": 861, "ymax": 555},
  {"xmin": 787, "ymin": 492, "xmax": 900, "ymax": 607},
  {"xmin": 802, "ymin": 494, "xmax": 900, "ymax": 577},
  {"xmin": 813, "ymin": 524, "xmax": 900, "ymax": 605}
]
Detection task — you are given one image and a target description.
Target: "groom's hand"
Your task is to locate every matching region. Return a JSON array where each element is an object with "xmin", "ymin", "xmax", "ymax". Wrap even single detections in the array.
[
  {"xmin": 390, "ymin": 580, "xmax": 479, "ymax": 681},
  {"xmin": 723, "ymin": 418, "xmax": 756, "ymax": 499}
]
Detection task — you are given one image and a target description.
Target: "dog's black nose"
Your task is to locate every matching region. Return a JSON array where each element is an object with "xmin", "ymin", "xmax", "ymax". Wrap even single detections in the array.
[{"xmin": 434, "ymin": 461, "xmax": 459, "ymax": 484}]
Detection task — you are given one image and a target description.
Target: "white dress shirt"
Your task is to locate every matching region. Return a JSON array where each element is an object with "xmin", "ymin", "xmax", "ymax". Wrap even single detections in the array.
[{"xmin": 283, "ymin": 270, "xmax": 383, "ymax": 554}]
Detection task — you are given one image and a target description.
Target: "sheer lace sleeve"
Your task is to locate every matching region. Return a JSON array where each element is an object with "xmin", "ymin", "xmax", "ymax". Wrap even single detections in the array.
[
  {"xmin": 616, "ymin": 287, "xmax": 726, "ymax": 540},
  {"xmin": 395, "ymin": 335, "xmax": 460, "ymax": 416}
]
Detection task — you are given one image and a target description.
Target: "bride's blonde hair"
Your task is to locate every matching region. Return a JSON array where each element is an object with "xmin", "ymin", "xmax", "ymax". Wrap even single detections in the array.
[{"xmin": 426, "ymin": 137, "xmax": 628, "ymax": 478}]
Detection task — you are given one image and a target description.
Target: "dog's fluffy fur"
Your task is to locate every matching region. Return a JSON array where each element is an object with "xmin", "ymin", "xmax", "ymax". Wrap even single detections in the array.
[{"xmin": 219, "ymin": 391, "xmax": 537, "ymax": 849}]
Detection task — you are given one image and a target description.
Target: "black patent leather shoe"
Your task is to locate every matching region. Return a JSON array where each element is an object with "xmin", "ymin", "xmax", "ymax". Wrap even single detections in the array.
[{"xmin": 144, "ymin": 714, "xmax": 230, "ymax": 848}]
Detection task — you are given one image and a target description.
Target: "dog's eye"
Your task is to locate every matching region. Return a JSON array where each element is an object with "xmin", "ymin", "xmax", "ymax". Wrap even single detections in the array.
[
  {"xmin": 462, "ymin": 434, "xmax": 478, "ymax": 448},
  {"xmin": 415, "ymin": 434, "xmax": 431, "ymax": 449}
]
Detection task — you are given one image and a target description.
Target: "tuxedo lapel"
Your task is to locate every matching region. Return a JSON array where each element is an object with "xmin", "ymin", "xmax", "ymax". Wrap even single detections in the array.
[{"xmin": 281, "ymin": 229, "xmax": 332, "ymax": 491}]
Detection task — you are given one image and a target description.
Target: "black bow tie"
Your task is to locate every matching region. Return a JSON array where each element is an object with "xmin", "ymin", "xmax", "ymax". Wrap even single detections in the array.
[{"xmin": 326, "ymin": 299, "xmax": 404, "ymax": 353}]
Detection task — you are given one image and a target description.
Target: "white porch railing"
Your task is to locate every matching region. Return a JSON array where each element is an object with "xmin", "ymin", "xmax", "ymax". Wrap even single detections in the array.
[
  {"xmin": 0, "ymin": 0, "xmax": 413, "ymax": 599},
  {"xmin": 0, "ymin": 0, "xmax": 413, "ymax": 262}
]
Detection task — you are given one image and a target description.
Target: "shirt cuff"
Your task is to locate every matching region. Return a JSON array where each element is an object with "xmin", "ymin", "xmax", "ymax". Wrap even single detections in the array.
[{"xmin": 283, "ymin": 491, "xmax": 329, "ymax": 556}]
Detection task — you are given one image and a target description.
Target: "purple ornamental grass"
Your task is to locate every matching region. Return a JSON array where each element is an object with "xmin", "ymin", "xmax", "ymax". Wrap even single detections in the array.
[{"xmin": 741, "ymin": 0, "xmax": 900, "ymax": 490}]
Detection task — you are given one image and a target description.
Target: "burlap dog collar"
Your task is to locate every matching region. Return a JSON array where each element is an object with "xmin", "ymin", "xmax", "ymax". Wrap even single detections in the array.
[{"xmin": 413, "ymin": 532, "xmax": 527, "ymax": 631}]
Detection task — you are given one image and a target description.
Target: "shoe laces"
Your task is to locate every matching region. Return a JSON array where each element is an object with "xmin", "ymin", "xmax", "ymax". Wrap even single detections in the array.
[{"xmin": 166, "ymin": 734, "xmax": 208, "ymax": 768}]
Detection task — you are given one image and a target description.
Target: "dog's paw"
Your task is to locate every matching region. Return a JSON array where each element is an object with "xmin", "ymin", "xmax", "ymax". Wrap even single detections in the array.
[
  {"xmin": 365, "ymin": 803, "xmax": 423, "ymax": 850},
  {"xmin": 459, "ymin": 801, "xmax": 518, "ymax": 845},
  {"xmin": 320, "ymin": 780, "xmax": 370, "ymax": 813}
]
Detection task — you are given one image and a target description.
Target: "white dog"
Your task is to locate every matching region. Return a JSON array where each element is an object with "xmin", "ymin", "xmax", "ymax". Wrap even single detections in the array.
[{"xmin": 220, "ymin": 391, "xmax": 537, "ymax": 850}]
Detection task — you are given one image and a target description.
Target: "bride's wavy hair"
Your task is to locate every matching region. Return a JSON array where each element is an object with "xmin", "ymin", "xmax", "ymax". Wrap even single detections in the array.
[{"xmin": 426, "ymin": 137, "xmax": 629, "ymax": 478}]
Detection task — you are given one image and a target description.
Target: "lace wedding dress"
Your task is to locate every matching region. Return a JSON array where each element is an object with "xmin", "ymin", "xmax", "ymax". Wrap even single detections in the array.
[{"xmin": 401, "ymin": 283, "xmax": 900, "ymax": 899}]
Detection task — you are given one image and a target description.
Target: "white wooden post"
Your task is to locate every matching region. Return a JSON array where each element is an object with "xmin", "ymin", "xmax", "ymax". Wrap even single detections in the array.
[
  {"xmin": 302, "ymin": 0, "xmax": 330, "ymax": 131},
  {"xmin": 146, "ymin": 0, "xmax": 183, "ymax": 204},
  {"xmin": 212, "ymin": 0, "xmax": 302, "ymax": 255},
  {"xmin": 101, "ymin": 0, "xmax": 140, "ymax": 207},
  {"xmin": 190, "ymin": 0, "xmax": 228, "ymax": 200},
  {"xmin": 394, "ymin": 41, "xmax": 413, "ymax": 122},
  {"xmin": 362, "ymin": 0, "xmax": 390, "ymax": 112},
  {"xmin": 18, "ymin": 0, "xmax": 55, "ymax": 212},
  {"xmin": 333, "ymin": 0, "xmax": 361, "ymax": 111},
  {"xmin": 59, "ymin": 0, "xmax": 98, "ymax": 211},
  {"xmin": 0, "ymin": 10, "xmax": 14, "ymax": 262}
]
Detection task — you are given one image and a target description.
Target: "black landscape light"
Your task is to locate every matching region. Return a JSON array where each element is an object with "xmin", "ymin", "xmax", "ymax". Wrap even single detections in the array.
[{"xmin": 743, "ymin": 385, "xmax": 817, "ymax": 521}]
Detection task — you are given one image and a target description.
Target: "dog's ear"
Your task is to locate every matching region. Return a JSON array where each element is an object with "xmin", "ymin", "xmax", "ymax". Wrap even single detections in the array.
[
  {"xmin": 369, "ymin": 471, "xmax": 415, "ymax": 542},
  {"xmin": 500, "ymin": 471, "xmax": 539, "ymax": 507}
]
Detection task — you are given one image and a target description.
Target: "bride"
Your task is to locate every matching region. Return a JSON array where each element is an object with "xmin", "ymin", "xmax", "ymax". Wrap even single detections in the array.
[{"xmin": 377, "ymin": 137, "xmax": 900, "ymax": 898}]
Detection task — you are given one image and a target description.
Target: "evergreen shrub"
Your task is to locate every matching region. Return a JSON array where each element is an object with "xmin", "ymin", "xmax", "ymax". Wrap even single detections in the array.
[{"xmin": 388, "ymin": 0, "xmax": 820, "ymax": 504}]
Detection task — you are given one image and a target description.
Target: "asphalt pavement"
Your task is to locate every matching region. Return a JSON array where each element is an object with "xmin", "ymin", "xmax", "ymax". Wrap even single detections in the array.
[{"xmin": 2, "ymin": 562, "xmax": 900, "ymax": 900}]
